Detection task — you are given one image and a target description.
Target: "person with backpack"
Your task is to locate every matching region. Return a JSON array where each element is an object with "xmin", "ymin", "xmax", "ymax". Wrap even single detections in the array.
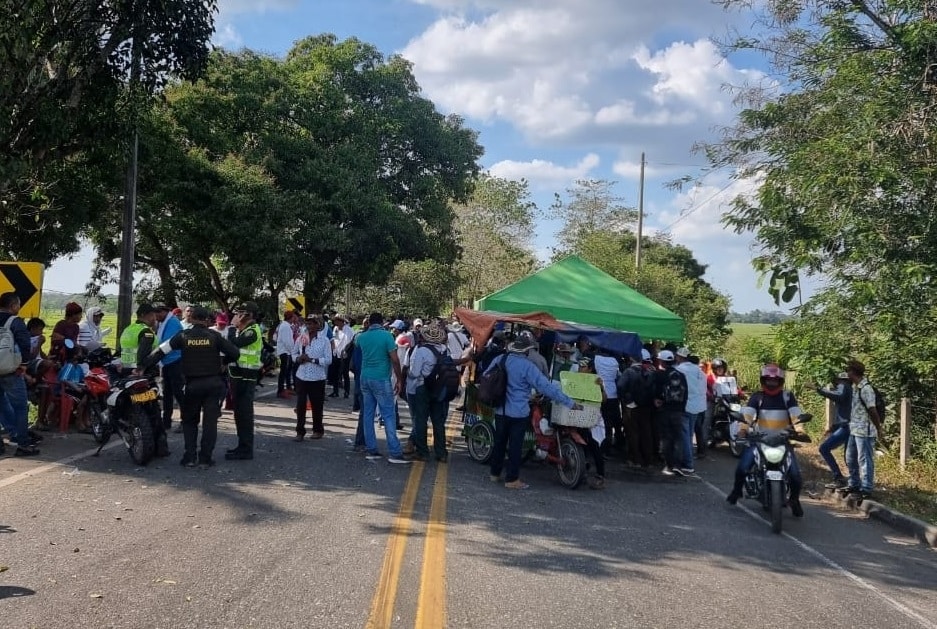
[
  {"xmin": 726, "ymin": 363, "xmax": 809, "ymax": 516},
  {"xmin": 404, "ymin": 322, "xmax": 459, "ymax": 463},
  {"xmin": 482, "ymin": 333, "xmax": 582, "ymax": 489},
  {"xmin": 617, "ymin": 349, "xmax": 657, "ymax": 469},
  {"xmin": 844, "ymin": 360, "xmax": 883, "ymax": 499},
  {"xmin": 0, "ymin": 292, "xmax": 39, "ymax": 457},
  {"xmin": 653, "ymin": 350, "xmax": 689, "ymax": 476}
]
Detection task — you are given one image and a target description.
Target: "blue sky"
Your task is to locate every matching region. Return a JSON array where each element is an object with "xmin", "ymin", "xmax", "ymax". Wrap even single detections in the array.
[{"xmin": 47, "ymin": 0, "xmax": 817, "ymax": 312}]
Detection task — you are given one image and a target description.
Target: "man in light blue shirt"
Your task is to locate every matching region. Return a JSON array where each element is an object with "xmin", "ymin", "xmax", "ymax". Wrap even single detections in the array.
[
  {"xmin": 675, "ymin": 347, "xmax": 707, "ymax": 473},
  {"xmin": 485, "ymin": 333, "xmax": 580, "ymax": 489},
  {"xmin": 154, "ymin": 304, "xmax": 185, "ymax": 432}
]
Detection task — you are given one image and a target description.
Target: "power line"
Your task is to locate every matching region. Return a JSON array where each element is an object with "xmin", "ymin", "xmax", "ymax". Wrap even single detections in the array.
[{"xmin": 659, "ymin": 181, "xmax": 736, "ymax": 233}]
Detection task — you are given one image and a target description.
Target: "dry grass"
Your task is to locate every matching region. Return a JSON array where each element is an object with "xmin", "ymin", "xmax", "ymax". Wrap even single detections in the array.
[{"xmin": 796, "ymin": 443, "xmax": 937, "ymax": 525}]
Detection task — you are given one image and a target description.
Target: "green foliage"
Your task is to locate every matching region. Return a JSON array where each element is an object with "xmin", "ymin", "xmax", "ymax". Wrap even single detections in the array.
[
  {"xmin": 729, "ymin": 310, "xmax": 790, "ymax": 324},
  {"xmin": 712, "ymin": 1, "xmax": 937, "ymax": 452},
  {"xmin": 454, "ymin": 174, "xmax": 539, "ymax": 307},
  {"xmin": 549, "ymin": 179, "xmax": 639, "ymax": 253},
  {"xmin": 0, "ymin": 0, "xmax": 217, "ymax": 261},
  {"xmin": 88, "ymin": 38, "xmax": 482, "ymax": 311}
]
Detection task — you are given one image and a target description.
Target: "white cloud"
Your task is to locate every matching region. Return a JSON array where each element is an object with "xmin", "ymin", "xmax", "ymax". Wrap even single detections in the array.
[
  {"xmin": 212, "ymin": 22, "xmax": 243, "ymax": 49},
  {"xmin": 401, "ymin": 0, "xmax": 757, "ymax": 143},
  {"xmin": 489, "ymin": 153, "xmax": 600, "ymax": 188}
]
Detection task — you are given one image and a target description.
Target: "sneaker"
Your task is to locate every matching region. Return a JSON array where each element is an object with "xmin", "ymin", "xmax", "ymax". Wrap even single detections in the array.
[
  {"xmin": 680, "ymin": 468, "xmax": 695, "ymax": 476},
  {"xmin": 198, "ymin": 459, "xmax": 215, "ymax": 469},
  {"xmin": 365, "ymin": 453, "xmax": 383, "ymax": 461},
  {"xmin": 351, "ymin": 445, "xmax": 366, "ymax": 453},
  {"xmin": 860, "ymin": 490, "xmax": 873, "ymax": 501},
  {"xmin": 388, "ymin": 456, "xmax": 412, "ymax": 465},
  {"xmin": 662, "ymin": 466, "xmax": 675, "ymax": 476},
  {"xmin": 726, "ymin": 489, "xmax": 741, "ymax": 505},
  {"xmin": 224, "ymin": 450, "xmax": 253, "ymax": 461},
  {"xmin": 180, "ymin": 455, "xmax": 197, "ymax": 468},
  {"xmin": 671, "ymin": 468, "xmax": 686, "ymax": 477},
  {"xmin": 825, "ymin": 478, "xmax": 848, "ymax": 490},
  {"xmin": 588, "ymin": 475, "xmax": 605, "ymax": 490}
]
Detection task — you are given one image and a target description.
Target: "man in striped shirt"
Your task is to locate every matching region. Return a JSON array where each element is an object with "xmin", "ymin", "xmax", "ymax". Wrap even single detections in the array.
[{"xmin": 726, "ymin": 363, "xmax": 807, "ymax": 517}]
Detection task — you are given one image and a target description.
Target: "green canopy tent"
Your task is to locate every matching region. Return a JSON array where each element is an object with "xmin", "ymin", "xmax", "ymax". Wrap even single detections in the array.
[{"xmin": 474, "ymin": 255, "xmax": 685, "ymax": 341}]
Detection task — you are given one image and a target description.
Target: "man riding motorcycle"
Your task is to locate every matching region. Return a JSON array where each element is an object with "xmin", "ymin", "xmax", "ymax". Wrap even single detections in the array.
[{"xmin": 726, "ymin": 363, "xmax": 806, "ymax": 517}]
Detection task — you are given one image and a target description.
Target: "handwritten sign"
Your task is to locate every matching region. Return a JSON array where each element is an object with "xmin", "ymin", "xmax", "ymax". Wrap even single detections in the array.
[{"xmin": 559, "ymin": 371, "xmax": 603, "ymax": 403}]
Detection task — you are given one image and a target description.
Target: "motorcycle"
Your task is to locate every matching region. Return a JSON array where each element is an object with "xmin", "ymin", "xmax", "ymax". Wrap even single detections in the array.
[
  {"xmin": 710, "ymin": 393, "xmax": 746, "ymax": 457},
  {"xmin": 740, "ymin": 414, "xmax": 812, "ymax": 534},
  {"xmin": 466, "ymin": 398, "xmax": 589, "ymax": 489},
  {"xmin": 87, "ymin": 350, "xmax": 163, "ymax": 466}
]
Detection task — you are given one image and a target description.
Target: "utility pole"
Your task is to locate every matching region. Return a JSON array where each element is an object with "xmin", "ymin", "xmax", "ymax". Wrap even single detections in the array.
[
  {"xmin": 635, "ymin": 151, "xmax": 646, "ymax": 271},
  {"xmin": 117, "ymin": 131, "xmax": 138, "ymax": 337}
]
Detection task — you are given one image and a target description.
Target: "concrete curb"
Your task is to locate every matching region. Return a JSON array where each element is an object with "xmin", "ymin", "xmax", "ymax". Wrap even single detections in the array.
[{"xmin": 817, "ymin": 487, "xmax": 937, "ymax": 549}]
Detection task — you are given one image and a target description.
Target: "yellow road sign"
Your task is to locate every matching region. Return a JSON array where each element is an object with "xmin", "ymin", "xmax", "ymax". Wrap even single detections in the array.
[
  {"xmin": 285, "ymin": 295, "xmax": 305, "ymax": 316},
  {"xmin": 0, "ymin": 262, "xmax": 44, "ymax": 318}
]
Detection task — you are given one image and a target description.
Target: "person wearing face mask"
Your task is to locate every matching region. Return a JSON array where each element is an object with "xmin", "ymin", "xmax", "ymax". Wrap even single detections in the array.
[
  {"xmin": 78, "ymin": 306, "xmax": 108, "ymax": 351},
  {"xmin": 726, "ymin": 363, "xmax": 808, "ymax": 517}
]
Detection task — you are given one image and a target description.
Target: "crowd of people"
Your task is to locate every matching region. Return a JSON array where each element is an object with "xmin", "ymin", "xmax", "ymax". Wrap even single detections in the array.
[{"xmin": 0, "ymin": 292, "xmax": 884, "ymax": 505}]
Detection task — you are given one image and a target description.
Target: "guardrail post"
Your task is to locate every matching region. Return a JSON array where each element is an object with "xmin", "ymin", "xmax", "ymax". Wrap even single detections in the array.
[{"xmin": 900, "ymin": 397, "xmax": 911, "ymax": 470}]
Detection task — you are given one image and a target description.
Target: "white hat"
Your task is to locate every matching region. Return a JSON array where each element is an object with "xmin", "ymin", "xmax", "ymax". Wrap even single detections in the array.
[
  {"xmin": 676, "ymin": 347, "xmax": 690, "ymax": 358},
  {"xmin": 658, "ymin": 350, "xmax": 675, "ymax": 362},
  {"xmin": 413, "ymin": 318, "xmax": 424, "ymax": 327},
  {"xmin": 641, "ymin": 349, "xmax": 652, "ymax": 362}
]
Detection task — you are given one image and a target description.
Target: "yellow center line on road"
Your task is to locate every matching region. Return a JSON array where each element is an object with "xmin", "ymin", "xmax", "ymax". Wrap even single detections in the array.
[
  {"xmin": 414, "ymin": 411, "xmax": 463, "ymax": 628},
  {"xmin": 366, "ymin": 459, "xmax": 426, "ymax": 629}
]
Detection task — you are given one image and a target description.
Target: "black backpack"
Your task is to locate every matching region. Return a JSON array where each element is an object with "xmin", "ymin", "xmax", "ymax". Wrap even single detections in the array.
[
  {"xmin": 661, "ymin": 367, "xmax": 688, "ymax": 406},
  {"xmin": 861, "ymin": 383, "xmax": 887, "ymax": 423},
  {"xmin": 476, "ymin": 354, "xmax": 508, "ymax": 408},
  {"xmin": 424, "ymin": 346, "xmax": 461, "ymax": 402}
]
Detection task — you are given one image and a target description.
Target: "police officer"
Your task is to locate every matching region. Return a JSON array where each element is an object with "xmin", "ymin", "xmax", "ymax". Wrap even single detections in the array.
[
  {"xmin": 138, "ymin": 306, "xmax": 239, "ymax": 468},
  {"xmin": 118, "ymin": 303, "xmax": 169, "ymax": 457},
  {"xmin": 225, "ymin": 301, "xmax": 263, "ymax": 460}
]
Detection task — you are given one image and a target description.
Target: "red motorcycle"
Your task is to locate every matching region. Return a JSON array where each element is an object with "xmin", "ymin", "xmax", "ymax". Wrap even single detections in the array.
[
  {"xmin": 466, "ymin": 398, "xmax": 590, "ymax": 489},
  {"xmin": 83, "ymin": 347, "xmax": 115, "ymax": 445}
]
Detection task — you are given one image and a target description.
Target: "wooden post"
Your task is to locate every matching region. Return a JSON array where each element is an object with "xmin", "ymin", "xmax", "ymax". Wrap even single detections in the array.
[
  {"xmin": 824, "ymin": 398, "xmax": 835, "ymax": 431},
  {"xmin": 900, "ymin": 397, "xmax": 911, "ymax": 470}
]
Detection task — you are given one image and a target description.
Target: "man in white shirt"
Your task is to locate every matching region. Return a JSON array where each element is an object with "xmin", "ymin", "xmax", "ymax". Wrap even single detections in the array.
[
  {"xmin": 593, "ymin": 350, "xmax": 623, "ymax": 455},
  {"xmin": 330, "ymin": 314, "xmax": 355, "ymax": 398},
  {"xmin": 675, "ymin": 347, "xmax": 707, "ymax": 472},
  {"xmin": 275, "ymin": 311, "xmax": 296, "ymax": 398}
]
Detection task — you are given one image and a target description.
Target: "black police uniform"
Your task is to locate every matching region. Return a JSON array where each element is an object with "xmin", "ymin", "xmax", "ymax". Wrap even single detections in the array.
[{"xmin": 140, "ymin": 322, "xmax": 239, "ymax": 466}]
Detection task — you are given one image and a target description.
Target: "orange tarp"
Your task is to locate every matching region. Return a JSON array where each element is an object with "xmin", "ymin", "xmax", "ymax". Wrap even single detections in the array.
[{"xmin": 453, "ymin": 308, "xmax": 564, "ymax": 348}]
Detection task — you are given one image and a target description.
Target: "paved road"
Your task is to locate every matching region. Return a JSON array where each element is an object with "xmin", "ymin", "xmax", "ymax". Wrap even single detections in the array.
[{"xmin": 1, "ymin": 390, "xmax": 935, "ymax": 628}]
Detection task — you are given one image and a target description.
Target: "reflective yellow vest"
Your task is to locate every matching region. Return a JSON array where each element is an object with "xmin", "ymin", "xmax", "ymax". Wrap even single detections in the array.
[
  {"xmin": 235, "ymin": 323, "xmax": 262, "ymax": 372},
  {"xmin": 119, "ymin": 322, "xmax": 149, "ymax": 368}
]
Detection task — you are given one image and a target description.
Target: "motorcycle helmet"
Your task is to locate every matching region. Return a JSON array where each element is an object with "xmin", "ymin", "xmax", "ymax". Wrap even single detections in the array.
[
  {"xmin": 711, "ymin": 357, "xmax": 727, "ymax": 371},
  {"xmin": 759, "ymin": 363, "xmax": 784, "ymax": 394}
]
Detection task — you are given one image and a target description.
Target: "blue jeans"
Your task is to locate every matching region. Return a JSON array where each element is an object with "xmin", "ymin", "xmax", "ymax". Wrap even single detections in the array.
[
  {"xmin": 361, "ymin": 378, "xmax": 403, "ymax": 457},
  {"xmin": 682, "ymin": 412, "xmax": 702, "ymax": 469},
  {"xmin": 0, "ymin": 373, "xmax": 30, "ymax": 446},
  {"xmin": 845, "ymin": 434, "xmax": 875, "ymax": 492},
  {"xmin": 490, "ymin": 415, "xmax": 529, "ymax": 483},
  {"xmin": 819, "ymin": 424, "xmax": 850, "ymax": 480},
  {"xmin": 735, "ymin": 444, "xmax": 803, "ymax": 499}
]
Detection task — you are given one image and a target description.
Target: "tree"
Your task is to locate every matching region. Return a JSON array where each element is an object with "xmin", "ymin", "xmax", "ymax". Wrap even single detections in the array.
[
  {"xmin": 0, "ymin": 0, "xmax": 217, "ymax": 261},
  {"xmin": 89, "ymin": 37, "xmax": 482, "ymax": 312},
  {"xmin": 709, "ymin": 1, "xmax": 937, "ymax": 442},
  {"xmin": 549, "ymin": 179, "xmax": 639, "ymax": 253},
  {"xmin": 453, "ymin": 174, "xmax": 539, "ymax": 307}
]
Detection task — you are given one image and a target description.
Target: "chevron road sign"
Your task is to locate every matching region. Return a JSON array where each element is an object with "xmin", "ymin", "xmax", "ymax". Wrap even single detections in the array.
[{"xmin": 0, "ymin": 262, "xmax": 44, "ymax": 318}]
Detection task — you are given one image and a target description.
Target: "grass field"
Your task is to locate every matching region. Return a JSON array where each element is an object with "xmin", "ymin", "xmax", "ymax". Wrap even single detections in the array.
[
  {"xmin": 36, "ymin": 310, "xmax": 120, "ymax": 352},
  {"xmin": 729, "ymin": 322, "xmax": 776, "ymax": 339}
]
